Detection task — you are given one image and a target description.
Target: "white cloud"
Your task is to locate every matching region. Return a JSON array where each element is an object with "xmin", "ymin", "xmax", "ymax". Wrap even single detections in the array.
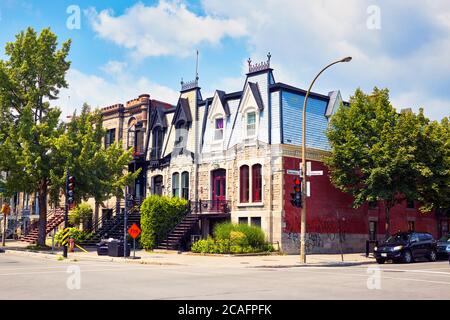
[
  {"xmin": 201, "ymin": 0, "xmax": 450, "ymax": 120},
  {"xmin": 86, "ymin": 1, "xmax": 248, "ymax": 59},
  {"xmin": 100, "ymin": 60, "xmax": 128, "ymax": 77},
  {"xmin": 53, "ymin": 68, "xmax": 179, "ymax": 119}
]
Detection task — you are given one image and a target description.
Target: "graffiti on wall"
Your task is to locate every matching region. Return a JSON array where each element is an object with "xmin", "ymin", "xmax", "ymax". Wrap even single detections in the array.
[{"xmin": 285, "ymin": 215, "xmax": 349, "ymax": 252}]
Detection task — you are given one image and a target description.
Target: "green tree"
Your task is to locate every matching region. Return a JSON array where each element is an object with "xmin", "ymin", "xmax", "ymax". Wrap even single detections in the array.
[
  {"xmin": 51, "ymin": 103, "xmax": 139, "ymax": 214},
  {"xmin": 0, "ymin": 28, "xmax": 138, "ymax": 245},
  {"xmin": 413, "ymin": 115, "xmax": 450, "ymax": 212},
  {"xmin": 0, "ymin": 27, "xmax": 71, "ymax": 245},
  {"xmin": 326, "ymin": 88, "xmax": 420, "ymax": 237}
]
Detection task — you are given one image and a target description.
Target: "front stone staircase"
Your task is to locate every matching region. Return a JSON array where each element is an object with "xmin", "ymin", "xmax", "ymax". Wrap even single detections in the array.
[
  {"xmin": 20, "ymin": 208, "xmax": 65, "ymax": 244},
  {"xmin": 156, "ymin": 213, "xmax": 200, "ymax": 250}
]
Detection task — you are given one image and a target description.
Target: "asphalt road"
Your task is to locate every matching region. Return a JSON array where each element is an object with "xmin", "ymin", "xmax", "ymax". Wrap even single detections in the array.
[{"xmin": 1, "ymin": 253, "xmax": 450, "ymax": 300}]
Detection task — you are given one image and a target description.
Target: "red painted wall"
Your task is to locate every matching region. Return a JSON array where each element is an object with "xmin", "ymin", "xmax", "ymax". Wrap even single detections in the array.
[{"xmin": 282, "ymin": 156, "xmax": 439, "ymax": 238}]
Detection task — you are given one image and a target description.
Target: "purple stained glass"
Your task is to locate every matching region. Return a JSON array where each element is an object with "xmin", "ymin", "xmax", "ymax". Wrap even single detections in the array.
[{"xmin": 215, "ymin": 118, "xmax": 224, "ymax": 129}]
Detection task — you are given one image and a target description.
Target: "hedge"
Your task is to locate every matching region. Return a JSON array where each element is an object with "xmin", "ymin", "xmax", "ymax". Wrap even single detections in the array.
[
  {"xmin": 140, "ymin": 195, "xmax": 188, "ymax": 250},
  {"xmin": 191, "ymin": 222, "xmax": 274, "ymax": 254}
]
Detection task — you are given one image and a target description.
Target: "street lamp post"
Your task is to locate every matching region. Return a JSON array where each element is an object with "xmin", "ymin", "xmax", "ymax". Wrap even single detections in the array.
[{"xmin": 300, "ymin": 57, "xmax": 352, "ymax": 264}]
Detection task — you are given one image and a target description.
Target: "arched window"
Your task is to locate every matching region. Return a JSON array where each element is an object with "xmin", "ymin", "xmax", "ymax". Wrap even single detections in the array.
[
  {"xmin": 172, "ymin": 173, "xmax": 180, "ymax": 197},
  {"xmin": 152, "ymin": 175, "xmax": 163, "ymax": 196},
  {"xmin": 152, "ymin": 127, "xmax": 164, "ymax": 159},
  {"xmin": 127, "ymin": 118, "xmax": 136, "ymax": 150},
  {"xmin": 246, "ymin": 111, "xmax": 256, "ymax": 137},
  {"xmin": 240, "ymin": 165, "xmax": 249, "ymax": 203},
  {"xmin": 181, "ymin": 171, "xmax": 189, "ymax": 200},
  {"xmin": 252, "ymin": 164, "xmax": 262, "ymax": 202}
]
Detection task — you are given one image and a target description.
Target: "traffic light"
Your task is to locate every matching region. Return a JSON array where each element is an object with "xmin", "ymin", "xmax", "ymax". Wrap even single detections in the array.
[
  {"xmin": 290, "ymin": 177, "xmax": 302, "ymax": 208},
  {"xmin": 67, "ymin": 176, "xmax": 75, "ymax": 206}
]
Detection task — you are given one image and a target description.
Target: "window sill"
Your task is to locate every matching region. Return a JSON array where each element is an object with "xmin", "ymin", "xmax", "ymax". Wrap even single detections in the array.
[{"xmin": 237, "ymin": 202, "xmax": 264, "ymax": 208}]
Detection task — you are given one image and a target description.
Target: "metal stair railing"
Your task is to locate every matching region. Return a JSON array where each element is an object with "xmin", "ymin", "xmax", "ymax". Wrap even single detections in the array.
[{"xmin": 160, "ymin": 201, "xmax": 194, "ymax": 250}]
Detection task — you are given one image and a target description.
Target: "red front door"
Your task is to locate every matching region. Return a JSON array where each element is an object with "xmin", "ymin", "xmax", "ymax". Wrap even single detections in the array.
[{"xmin": 212, "ymin": 169, "xmax": 226, "ymax": 204}]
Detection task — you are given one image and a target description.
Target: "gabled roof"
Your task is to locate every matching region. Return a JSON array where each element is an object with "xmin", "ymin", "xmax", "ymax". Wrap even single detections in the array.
[
  {"xmin": 172, "ymin": 97, "xmax": 192, "ymax": 125},
  {"xmin": 150, "ymin": 106, "xmax": 168, "ymax": 129},
  {"xmin": 152, "ymin": 99, "xmax": 174, "ymax": 111},
  {"xmin": 248, "ymin": 82, "xmax": 264, "ymax": 111},
  {"xmin": 215, "ymin": 90, "xmax": 231, "ymax": 116}
]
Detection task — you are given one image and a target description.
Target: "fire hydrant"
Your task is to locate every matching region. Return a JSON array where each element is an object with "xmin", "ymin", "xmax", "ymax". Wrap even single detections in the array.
[{"xmin": 69, "ymin": 238, "xmax": 75, "ymax": 253}]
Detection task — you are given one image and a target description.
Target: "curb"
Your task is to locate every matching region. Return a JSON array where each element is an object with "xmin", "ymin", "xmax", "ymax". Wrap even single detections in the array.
[
  {"xmin": 4, "ymin": 248, "xmax": 182, "ymax": 266},
  {"xmin": 251, "ymin": 261, "xmax": 376, "ymax": 268}
]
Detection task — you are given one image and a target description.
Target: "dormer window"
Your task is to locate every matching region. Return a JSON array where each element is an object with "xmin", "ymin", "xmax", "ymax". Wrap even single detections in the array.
[
  {"xmin": 246, "ymin": 111, "xmax": 256, "ymax": 137},
  {"xmin": 151, "ymin": 127, "xmax": 164, "ymax": 159},
  {"xmin": 214, "ymin": 118, "xmax": 224, "ymax": 141}
]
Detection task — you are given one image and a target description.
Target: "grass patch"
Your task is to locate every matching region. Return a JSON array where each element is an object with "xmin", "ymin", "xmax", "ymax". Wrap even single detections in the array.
[{"xmin": 26, "ymin": 245, "xmax": 52, "ymax": 251}]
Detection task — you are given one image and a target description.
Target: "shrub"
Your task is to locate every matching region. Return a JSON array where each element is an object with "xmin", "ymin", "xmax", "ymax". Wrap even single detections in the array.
[
  {"xmin": 140, "ymin": 195, "xmax": 188, "ymax": 250},
  {"xmin": 69, "ymin": 203, "xmax": 93, "ymax": 229},
  {"xmin": 191, "ymin": 222, "xmax": 271, "ymax": 254},
  {"xmin": 54, "ymin": 227, "xmax": 91, "ymax": 244},
  {"xmin": 213, "ymin": 222, "xmax": 266, "ymax": 248}
]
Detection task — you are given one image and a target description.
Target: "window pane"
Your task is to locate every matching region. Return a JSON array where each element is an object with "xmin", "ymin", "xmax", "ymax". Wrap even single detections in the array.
[
  {"xmin": 252, "ymin": 164, "xmax": 262, "ymax": 202},
  {"xmin": 238, "ymin": 217, "xmax": 248, "ymax": 225},
  {"xmin": 240, "ymin": 166, "xmax": 249, "ymax": 203},
  {"xmin": 247, "ymin": 112, "xmax": 256, "ymax": 136},
  {"xmin": 251, "ymin": 217, "xmax": 261, "ymax": 228},
  {"xmin": 172, "ymin": 173, "xmax": 179, "ymax": 197},
  {"xmin": 215, "ymin": 118, "xmax": 224, "ymax": 129},
  {"xmin": 181, "ymin": 172, "xmax": 189, "ymax": 199}
]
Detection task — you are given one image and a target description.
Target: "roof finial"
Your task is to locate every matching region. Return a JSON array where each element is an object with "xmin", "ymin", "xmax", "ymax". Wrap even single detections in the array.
[
  {"xmin": 267, "ymin": 52, "xmax": 271, "ymax": 63},
  {"xmin": 181, "ymin": 77, "xmax": 184, "ymax": 86},
  {"xmin": 247, "ymin": 57, "xmax": 252, "ymax": 67},
  {"xmin": 195, "ymin": 50, "xmax": 199, "ymax": 82}
]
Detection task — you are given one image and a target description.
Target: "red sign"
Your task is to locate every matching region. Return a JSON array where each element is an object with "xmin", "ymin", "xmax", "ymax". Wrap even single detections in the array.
[{"xmin": 128, "ymin": 223, "xmax": 141, "ymax": 239}]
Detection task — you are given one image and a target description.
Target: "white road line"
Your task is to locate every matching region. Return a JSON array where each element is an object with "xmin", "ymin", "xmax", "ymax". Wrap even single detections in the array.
[{"xmin": 281, "ymin": 267, "xmax": 450, "ymax": 286}]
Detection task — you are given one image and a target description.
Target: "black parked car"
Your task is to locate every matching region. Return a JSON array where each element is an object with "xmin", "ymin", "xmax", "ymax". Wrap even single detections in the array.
[
  {"xmin": 436, "ymin": 233, "xmax": 450, "ymax": 259},
  {"xmin": 374, "ymin": 232, "xmax": 437, "ymax": 264}
]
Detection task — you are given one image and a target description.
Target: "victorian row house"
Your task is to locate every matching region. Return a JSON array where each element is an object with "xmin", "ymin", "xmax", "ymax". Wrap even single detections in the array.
[
  {"xmin": 9, "ymin": 55, "xmax": 448, "ymax": 252},
  {"xmin": 90, "ymin": 55, "xmax": 448, "ymax": 254}
]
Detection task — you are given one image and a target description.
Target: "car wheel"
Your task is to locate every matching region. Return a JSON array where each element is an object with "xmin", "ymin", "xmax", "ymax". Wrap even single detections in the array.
[
  {"xmin": 428, "ymin": 250, "xmax": 437, "ymax": 262},
  {"xmin": 376, "ymin": 259, "xmax": 385, "ymax": 264},
  {"xmin": 403, "ymin": 250, "xmax": 413, "ymax": 263}
]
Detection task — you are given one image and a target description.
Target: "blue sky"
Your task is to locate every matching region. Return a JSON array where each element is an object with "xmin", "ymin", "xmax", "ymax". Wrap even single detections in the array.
[{"xmin": 1, "ymin": 0, "xmax": 449, "ymax": 120}]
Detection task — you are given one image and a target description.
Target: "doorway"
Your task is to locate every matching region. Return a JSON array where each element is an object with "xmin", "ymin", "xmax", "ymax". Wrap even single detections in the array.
[{"xmin": 211, "ymin": 169, "xmax": 226, "ymax": 211}]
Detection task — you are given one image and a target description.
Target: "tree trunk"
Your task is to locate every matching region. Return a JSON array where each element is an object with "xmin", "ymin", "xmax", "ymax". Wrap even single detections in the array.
[{"xmin": 37, "ymin": 180, "xmax": 48, "ymax": 246}]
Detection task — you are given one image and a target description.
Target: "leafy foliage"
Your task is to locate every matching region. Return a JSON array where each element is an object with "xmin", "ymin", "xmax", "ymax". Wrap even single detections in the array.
[
  {"xmin": 325, "ymin": 87, "xmax": 450, "ymax": 236},
  {"xmin": 54, "ymin": 227, "xmax": 91, "ymax": 244},
  {"xmin": 0, "ymin": 28, "xmax": 138, "ymax": 245},
  {"xmin": 191, "ymin": 222, "xmax": 272, "ymax": 254},
  {"xmin": 69, "ymin": 203, "xmax": 93, "ymax": 227},
  {"xmin": 139, "ymin": 195, "xmax": 188, "ymax": 250}
]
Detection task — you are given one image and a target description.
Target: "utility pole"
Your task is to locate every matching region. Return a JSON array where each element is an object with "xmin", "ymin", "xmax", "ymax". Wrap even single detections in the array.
[
  {"xmin": 63, "ymin": 170, "xmax": 69, "ymax": 258},
  {"xmin": 124, "ymin": 186, "xmax": 128, "ymax": 259},
  {"xmin": 300, "ymin": 57, "xmax": 352, "ymax": 264}
]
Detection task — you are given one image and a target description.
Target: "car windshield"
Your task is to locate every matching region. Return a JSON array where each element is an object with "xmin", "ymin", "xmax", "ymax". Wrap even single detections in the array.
[
  {"xmin": 385, "ymin": 233, "xmax": 410, "ymax": 244},
  {"xmin": 439, "ymin": 234, "xmax": 450, "ymax": 242}
]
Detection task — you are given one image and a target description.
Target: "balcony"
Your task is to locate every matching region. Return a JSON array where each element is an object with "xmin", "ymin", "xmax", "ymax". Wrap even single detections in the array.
[
  {"xmin": 132, "ymin": 144, "xmax": 145, "ymax": 160},
  {"xmin": 191, "ymin": 200, "xmax": 231, "ymax": 215}
]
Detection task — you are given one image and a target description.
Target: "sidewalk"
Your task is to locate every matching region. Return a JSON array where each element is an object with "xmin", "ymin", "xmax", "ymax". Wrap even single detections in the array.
[{"xmin": 2, "ymin": 240, "xmax": 376, "ymax": 268}]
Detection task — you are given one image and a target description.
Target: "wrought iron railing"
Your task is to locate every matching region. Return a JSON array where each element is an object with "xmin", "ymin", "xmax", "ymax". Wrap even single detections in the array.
[{"xmin": 191, "ymin": 200, "xmax": 231, "ymax": 214}]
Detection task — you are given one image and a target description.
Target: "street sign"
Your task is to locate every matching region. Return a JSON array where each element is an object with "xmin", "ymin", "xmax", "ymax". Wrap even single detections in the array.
[
  {"xmin": 128, "ymin": 223, "xmax": 141, "ymax": 239},
  {"xmin": 60, "ymin": 228, "xmax": 71, "ymax": 246},
  {"xmin": 306, "ymin": 162, "xmax": 323, "ymax": 177},
  {"xmin": 287, "ymin": 170, "xmax": 301, "ymax": 176},
  {"xmin": 1, "ymin": 204, "xmax": 11, "ymax": 215}
]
